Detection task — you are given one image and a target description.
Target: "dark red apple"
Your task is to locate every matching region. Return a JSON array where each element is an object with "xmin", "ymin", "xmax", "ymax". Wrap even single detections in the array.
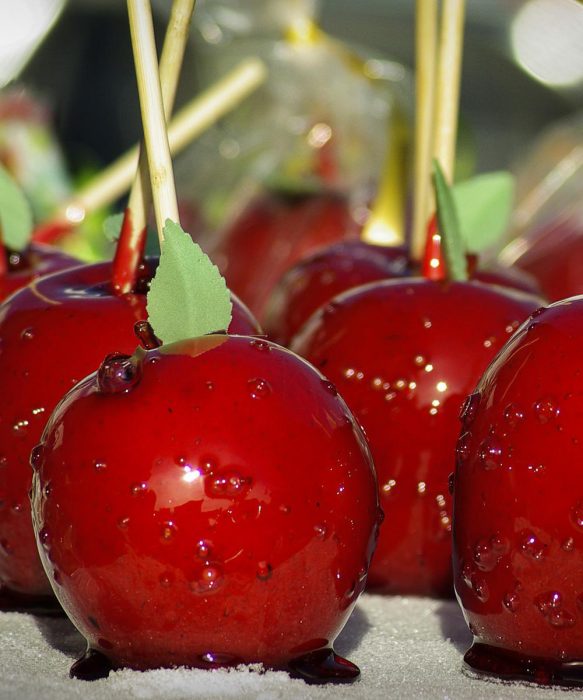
[
  {"xmin": 31, "ymin": 334, "xmax": 380, "ymax": 681},
  {"xmin": 291, "ymin": 278, "xmax": 543, "ymax": 597},
  {"xmin": 0, "ymin": 243, "xmax": 79, "ymax": 301},
  {"xmin": 209, "ymin": 189, "xmax": 360, "ymax": 320},
  {"xmin": 0, "ymin": 261, "xmax": 259, "ymax": 608},
  {"xmin": 504, "ymin": 212, "xmax": 583, "ymax": 302},
  {"xmin": 453, "ymin": 297, "xmax": 583, "ymax": 686},
  {"xmin": 264, "ymin": 238, "xmax": 542, "ymax": 348},
  {"xmin": 264, "ymin": 241, "xmax": 409, "ymax": 345}
]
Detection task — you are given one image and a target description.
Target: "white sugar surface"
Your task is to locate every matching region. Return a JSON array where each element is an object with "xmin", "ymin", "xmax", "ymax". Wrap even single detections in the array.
[{"xmin": 0, "ymin": 595, "xmax": 569, "ymax": 699}]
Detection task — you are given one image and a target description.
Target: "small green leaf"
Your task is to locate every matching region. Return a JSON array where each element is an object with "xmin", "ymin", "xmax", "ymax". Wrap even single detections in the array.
[
  {"xmin": 147, "ymin": 219, "xmax": 232, "ymax": 344},
  {"xmin": 0, "ymin": 163, "xmax": 33, "ymax": 251},
  {"xmin": 452, "ymin": 172, "xmax": 515, "ymax": 252},
  {"xmin": 103, "ymin": 212, "xmax": 124, "ymax": 242},
  {"xmin": 433, "ymin": 160, "xmax": 467, "ymax": 282}
]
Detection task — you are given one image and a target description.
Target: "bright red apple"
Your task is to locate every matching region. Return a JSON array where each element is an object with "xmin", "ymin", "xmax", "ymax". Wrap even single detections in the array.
[
  {"xmin": 264, "ymin": 240, "xmax": 542, "ymax": 348},
  {"xmin": 264, "ymin": 241, "xmax": 409, "ymax": 345},
  {"xmin": 291, "ymin": 278, "xmax": 543, "ymax": 597},
  {"xmin": 0, "ymin": 261, "xmax": 259, "ymax": 610},
  {"xmin": 31, "ymin": 334, "xmax": 380, "ymax": 681},
  {"xmin": 453, "ymin": 297, "xmax": 583, "ymax": 686}
]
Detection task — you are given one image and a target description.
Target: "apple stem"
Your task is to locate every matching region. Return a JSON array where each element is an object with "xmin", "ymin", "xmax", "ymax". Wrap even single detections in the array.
[
  {"xmin": 32, "ymin": 58, "xmax": 267, "ymax": 245},
  {"xmin": 134, "ymin": 320, "xmax": 161, "ymax": 349},
  {"xmin": 360, "ymin": 107, "xmax": 408, "ymax": 247},
  {"xmin": 411, "ymin": 0, "xmax": 439, "ymax": 263},
  {"xmin": 112, "ymin": 0, "xmax": 196, "ymax": 296}
]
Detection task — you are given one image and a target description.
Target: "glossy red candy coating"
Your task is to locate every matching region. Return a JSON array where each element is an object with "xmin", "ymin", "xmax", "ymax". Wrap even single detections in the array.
[
  {"xmin": 507, "ymin": 214, "xmax": 583, "ymax": 302},
  {"xmin": 264, "ymin": 240, "xmax": 542, "ymax": 349},
  {"xmin": 264, "ymin": 241, "xmax": 409, "ymax": 346},
  {"xmin": 210, "ymin": 190, "xmax": 360, "ymax": 320},
  {"xmin": 292, "ymin": 279, "xmax": 543, "ymax": 597},
  {"xmin": 471, "ymin": 264, "xmax": 542, "ymax": 297},
  {"xmin": 0, "ymin": 243, "xmax": 79, "ymax": 301},
  {"xmin": 0, "ymin": 262, "xmax": 259, "ymax": 598},
  {"xmin": 453, "ymin": 298, "xmax": 583, "ymax": 673},
  {"xmin": 31, "ymin": 335, "xmax": 380, "ymax": 670}
]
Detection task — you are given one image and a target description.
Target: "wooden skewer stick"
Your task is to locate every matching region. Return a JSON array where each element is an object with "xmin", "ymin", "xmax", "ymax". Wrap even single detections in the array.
[
  {"xmin": 32, "ymin": 58, "xmax": 266, "ymax": 244},
  {"xmin": 432, "ymin": 0, "xmax": 466, "ymax": 184},
  {"xmin": 411, "ymin": 0, "xmax": 439, "ymax": 263},
  {"xmin": 113, "ymin": 0, "xmax": 195, "ymax": 294},
  {"xmin": 128, "ymin": 0, "xmax": 179, "ymax": 240},
  {"xmin": 127, "ymin": 0, "xmax": 195, "ymax": 230}
]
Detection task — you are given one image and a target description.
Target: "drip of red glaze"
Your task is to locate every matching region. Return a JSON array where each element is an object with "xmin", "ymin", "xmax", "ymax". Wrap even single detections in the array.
[
  {"xmin": 465, "ymin": 642, "xmax": 583, "ymax": 688},
  {"xmin": 32, "ymin": 220, "xmax": 74, "ymax": 244},
  {"xmin": 288, "ymin": 648, "xmax": 360, "ymax": 684},
  {"xmin": 134, "ymin": 320, "xmax": 161, "ymax": 349},
  {"xmin": 111, "ymin": 207, "xmax": 148, "ymax": 296},
  {"xmin": 70, "ymin": 648, "xmax": 113, "ymax": 681},
  {"xmin": 97, "ymin": 353, "xmax": 142, "ymax": 394},
  {"xmin": 0, "ymin": 586, "xmax": 63, "ymax": 617},
  {"xmin": 421, "ymin": 214, "xmax": 447, "ymax": 281}
]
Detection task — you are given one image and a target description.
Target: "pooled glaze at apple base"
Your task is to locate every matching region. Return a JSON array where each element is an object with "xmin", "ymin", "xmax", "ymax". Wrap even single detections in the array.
[
  {"xmin": 453, "ymin": 296, "xmax": 583, "ymax": 684},
  {"xmin": 291, "ymin": 278, "xmax": 544, "ymax": 596},
  {"xmin": 31, "ymin": 334, "xmax": 381, "ymax": 675},
  {"xmin": 0, "ymin": 260, "xmax": 259, "ymax": 602}
]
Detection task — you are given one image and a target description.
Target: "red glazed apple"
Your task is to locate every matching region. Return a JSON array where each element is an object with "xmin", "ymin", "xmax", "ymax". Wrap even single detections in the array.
[
  {"xmin": 264, "ymin": 241, "xmax": 409, "ymax": 345},
  {"xmin": 291, "ymin": 278, "xmax": 543, "ymax": 596},
  {"xmin": 453, "ymin": 297, "xmax": 583, "ymax": 686},
  {"xmin": 209, "ymin": 189, "xmax": 360, "ymax": 320},
  {"xmin": 0, "ymin": 243, "xmax": 79, "ymax": 301},
  {"xmin": 503, "ymin": 212, "xmax": 583, "ymax": 302},
  {"xmin": 0, "ymin": 261, "xmax": 259, "ymax": 610},
  {"xmin": 31, "ymin": 333, "xmax": 380, "ymax": 681},
  {"xmin": 264, "ymin": 238, "xmax": 542, "ymax": 348}
]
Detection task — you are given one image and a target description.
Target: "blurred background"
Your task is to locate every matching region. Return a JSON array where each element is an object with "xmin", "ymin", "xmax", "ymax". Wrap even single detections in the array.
[
  {"xmin": 3, "ymin": 0, "xmax": 583, "ymax": 302},
  {"xmin": 14, "ymin": 0, "xmax": 581, "ymax": 171}
]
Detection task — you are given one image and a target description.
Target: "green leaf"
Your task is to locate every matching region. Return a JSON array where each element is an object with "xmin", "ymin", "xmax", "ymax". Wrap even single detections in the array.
[
  {"xmin": 103, "ymin": 212, "xmax": 124, "ymax": 242},
  {"xmin": 452, "ymin": 172, "xmax": 515, "ymax": 253},
  {"xmin": 433, "ymin": 160, "xmax": 467, "ymax": 282},
  {"xmin": 147, "ymin": 219, "xmax": 232, "ymax": 344},
  {"xmin": 0, "ymin": 163, "xmax": 33, "ymax": 251}
]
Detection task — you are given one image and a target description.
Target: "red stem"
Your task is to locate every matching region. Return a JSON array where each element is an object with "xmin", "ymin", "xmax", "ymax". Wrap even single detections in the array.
[
  {"xmin": 32, "ymin": 219, "xmax": 74, "ymax": 244},
  {"xmin": 421, "ymin": 213, "xmax": 447, "ymax": 281},
  {"xmin": 111, "ymin": 207, "xmax": 147, "ymax": 296}
]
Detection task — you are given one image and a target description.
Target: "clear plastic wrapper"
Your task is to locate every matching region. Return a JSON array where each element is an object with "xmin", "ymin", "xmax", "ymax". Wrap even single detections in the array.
[{"xmin": 172, "ymin": 0, "xmax": 412, "ymax": 315}]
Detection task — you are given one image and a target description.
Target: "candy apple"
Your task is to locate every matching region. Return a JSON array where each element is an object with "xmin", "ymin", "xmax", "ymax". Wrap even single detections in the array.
[
  {"xmin": 291, "ymin": 278, "xmax": 543, "ymax": 596},
  {"xmin": 264, "ymin": 239, "xmax": 542, "ymax": 348},
  {"xmin": 453, "ymin": 297, "xmax": 583, "ymax": 686},
  {"xmin": 31, "ymin": 333, "xmax": 380, "ymax": 680},
  {"xmin": 209, "ymin": 189, "xmax": 360, "ymax": 320},
  {"xmin": 264, "ymin": 241, "xmax": 409, "ymax": 345},
  {"xmin": 0, "ymin": 260, "xmax": 259, "ymax": 609},
  {"xmin": 0, "ymin": 243, "xmax": 78, "ymax": 301},
  {"xmin": 504, "ymin": 213, "xmax": 583, "ymax": 302}
]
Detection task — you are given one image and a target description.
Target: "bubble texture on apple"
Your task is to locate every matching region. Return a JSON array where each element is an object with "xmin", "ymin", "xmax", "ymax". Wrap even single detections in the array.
[{"xmin": 31, "ymin": 335, "xmax": 380, "ymax": 671}]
